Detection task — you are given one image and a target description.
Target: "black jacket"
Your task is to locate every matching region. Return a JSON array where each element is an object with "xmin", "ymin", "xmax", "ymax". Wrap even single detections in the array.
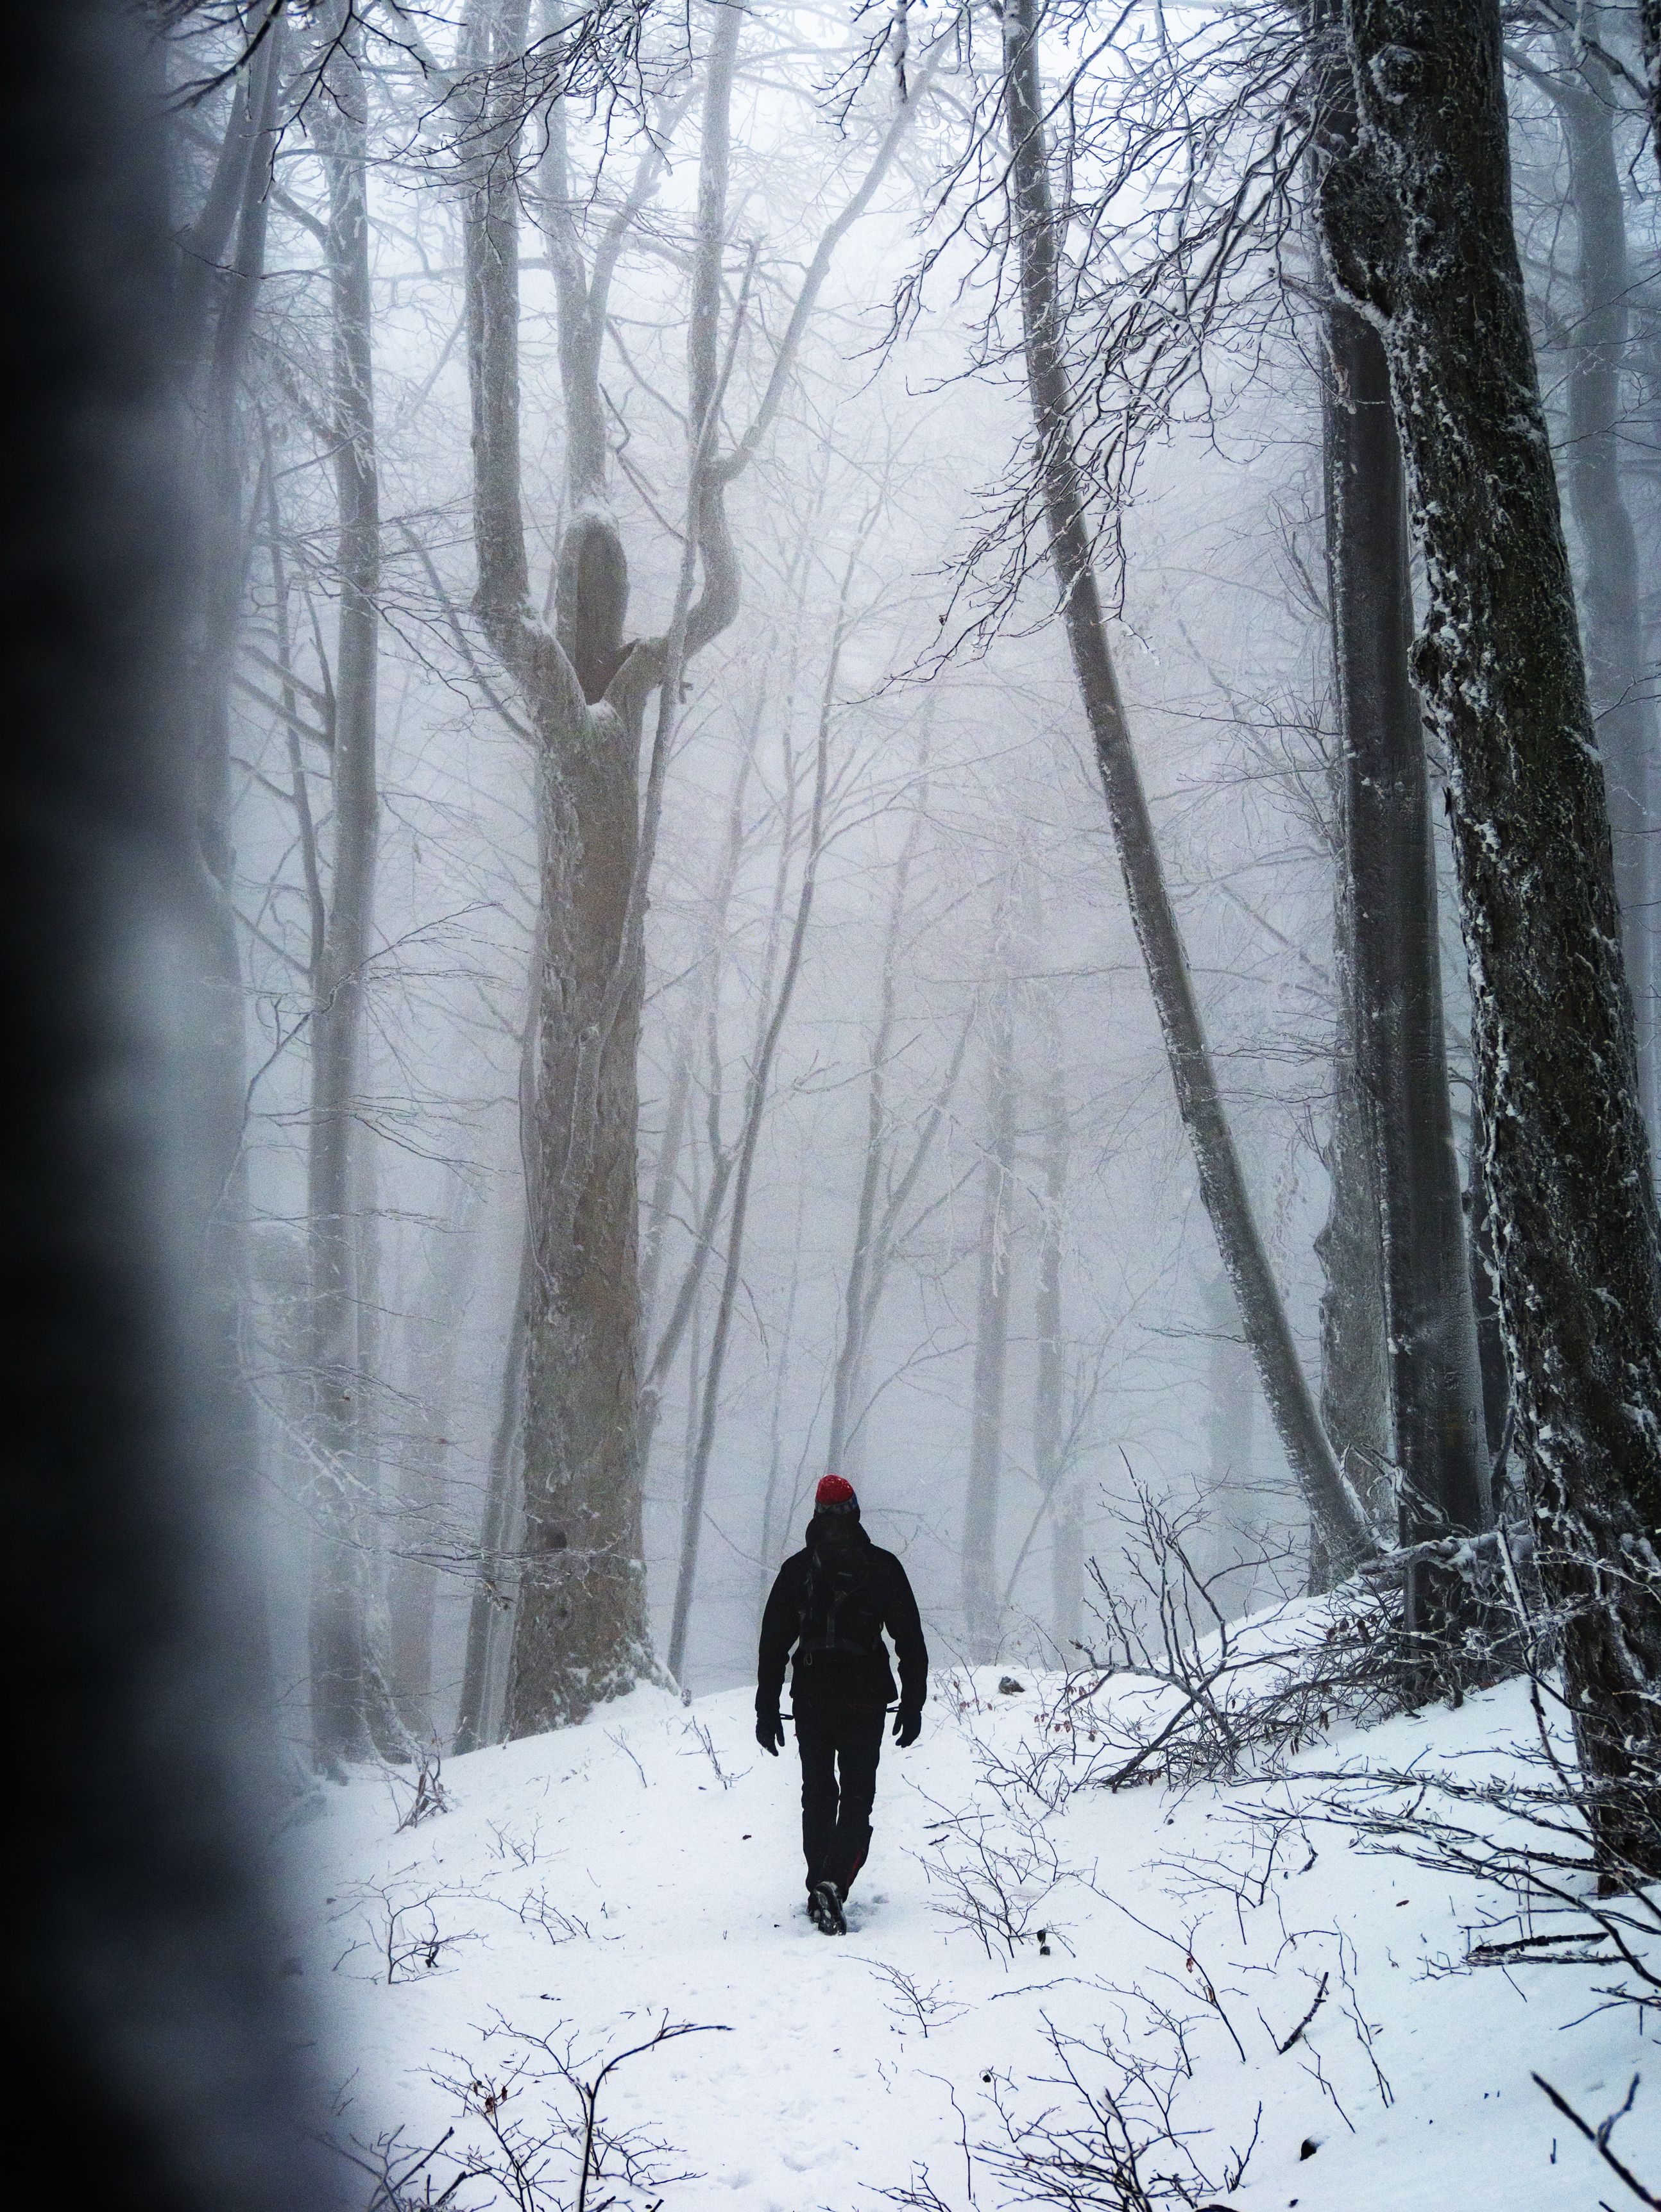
[{"xmin": 756, "ymin": 1516, "xmax": 928, "ymax": 1716}]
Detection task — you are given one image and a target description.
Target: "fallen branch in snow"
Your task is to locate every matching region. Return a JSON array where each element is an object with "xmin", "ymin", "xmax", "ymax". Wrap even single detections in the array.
[
  {"xmin": 1271, "ymin": 1970, "xmax": 1328, "ymax": 2053},
  {"xmin": 1070, "ymin": 1486, "xmax": 1410, "ymax": 1793},
  {"xmin": 1246, "ymin": 1665, "xmax": 1661, "ymax": 2020},
  {"xmin": 1531, "ymin": 2073, "xmax": 1661, "ymax": 2209}
]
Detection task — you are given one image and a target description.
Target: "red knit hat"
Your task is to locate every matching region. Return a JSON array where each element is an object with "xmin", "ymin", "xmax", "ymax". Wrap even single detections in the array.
[{"xmin": 815, "ymin": 1474, "xmax": 858, "ymax": 1514}]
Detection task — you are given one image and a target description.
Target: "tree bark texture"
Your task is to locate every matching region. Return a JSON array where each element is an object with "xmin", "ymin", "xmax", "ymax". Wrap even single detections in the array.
[
  {"xmin": 1320, "ymin": 0, "xmax": 1661, "ymax": 1870},
  {"xmin": 1320, "ymin": 265, "xmax": 1491, "ymax": 1605},
  {"xmin": 1003, "ymin": 0, "xmax": 1377, "ymax": 1571}
]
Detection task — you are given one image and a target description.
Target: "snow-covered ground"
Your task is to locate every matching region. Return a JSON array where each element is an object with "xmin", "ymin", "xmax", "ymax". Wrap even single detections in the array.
[{"xmin": 288, "ymin": 1663, "xmax": 1660, "ymax": 2210}]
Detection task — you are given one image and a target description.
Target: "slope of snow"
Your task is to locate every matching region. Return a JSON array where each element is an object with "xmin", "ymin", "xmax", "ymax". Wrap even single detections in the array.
[{"xmin": 287, "ymin": 1667, "xmax": 1660, "ymax": 2210}]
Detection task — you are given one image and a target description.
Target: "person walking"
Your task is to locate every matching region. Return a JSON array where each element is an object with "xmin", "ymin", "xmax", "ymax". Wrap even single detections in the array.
[{"xmin": 755, "ymin": 1474, "xmax": 928, "ymax": 1934}]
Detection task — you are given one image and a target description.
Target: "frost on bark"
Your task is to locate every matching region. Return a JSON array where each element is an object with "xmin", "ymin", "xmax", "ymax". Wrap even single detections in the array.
[
  {"xmin": 1002, "ymin": 0, "xmax": 1377, "ymax": 1574},
  {"xmin": 1312, "ymin": 25, "xmax": 1491, "ymax": 1642},
  {"xmin": 1321, "ymin": 0, "xmax": 1661, "ymax": 1871}
]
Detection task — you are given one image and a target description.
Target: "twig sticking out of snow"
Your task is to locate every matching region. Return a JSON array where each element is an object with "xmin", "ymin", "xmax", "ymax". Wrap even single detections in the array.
[{"xmin": 1531, "ymin": 2073, "xmax": 1660, "ymax": 2209}]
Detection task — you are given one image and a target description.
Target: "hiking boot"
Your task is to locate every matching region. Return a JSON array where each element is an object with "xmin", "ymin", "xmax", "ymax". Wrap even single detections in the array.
[{"xmin": 807, "ymin": 1880, "xmax": 846, "ymax": 1935}]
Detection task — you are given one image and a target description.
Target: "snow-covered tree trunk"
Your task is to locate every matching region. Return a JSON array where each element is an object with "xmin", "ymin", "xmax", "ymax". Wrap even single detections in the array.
[
  {"xmin": 1319, "ymin": 217, "xmax": 1491, "ymax": 1620},
  {"xmin": 1002, "ymin": 0, "xmax": 1377, "ymax": 1572},
  {"xmin": 1322, "ymin": 0, "xmax": 1661, "ymax": 1871}
]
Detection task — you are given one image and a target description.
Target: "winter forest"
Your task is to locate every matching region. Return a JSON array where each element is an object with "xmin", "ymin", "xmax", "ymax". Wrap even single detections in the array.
[{"xmin": 18, "ymin": 0, "xmax": 1661, "ymax": 2207}]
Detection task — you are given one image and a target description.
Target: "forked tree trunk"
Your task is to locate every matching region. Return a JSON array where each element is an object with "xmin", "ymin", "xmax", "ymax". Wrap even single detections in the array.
[
  {"xmin": 1321, "ymin": 0, "xmax": 1661, "ymax": 1873},
  {"xmin": 460, "ymin": 0, "xmax": 738, "ymax": 1731},
  {"xmin": 307, "ymin": 26, "xmax": 400, "ymax": 1769},
  {"xmin": 1002, "ymin": 0, "xmax": 1377, "ymax": 1570}
]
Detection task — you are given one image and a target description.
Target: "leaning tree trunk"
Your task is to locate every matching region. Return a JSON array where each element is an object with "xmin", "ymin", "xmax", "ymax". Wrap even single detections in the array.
[
  {"xmin": 1320, "ymin": 0, "xmax": 1661, "ymax": 1875},
  {"xmin": 306, "ymin": 28, "xmax": 401, "ymax": 1771},
  {"xmin": 1002, "ymin": 0, "xmax": 1377, "ymax": 1572}
]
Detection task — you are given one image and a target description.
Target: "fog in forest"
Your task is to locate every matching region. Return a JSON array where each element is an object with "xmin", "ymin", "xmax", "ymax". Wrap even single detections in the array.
[
  {"xmin": 199, "ymin": 4, "xmax": 1417, "ymax": 1742},
  {"xmin": 19, "ymin": 4, "xmax": 1661, "ymax": 2206}
]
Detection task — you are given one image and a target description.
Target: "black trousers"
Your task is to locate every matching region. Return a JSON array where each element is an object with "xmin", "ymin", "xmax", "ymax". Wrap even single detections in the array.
[{"xmin": 794, "ymin": 1703, "xmax": 885, "ymax": 1897}]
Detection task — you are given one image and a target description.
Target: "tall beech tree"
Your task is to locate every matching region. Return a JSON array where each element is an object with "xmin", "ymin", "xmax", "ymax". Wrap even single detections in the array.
[
  {"xmin": 459, "ymin": 0, "xmax": 736, "ymax": 1731},
  {"xmin": 461, "ymin": 0, "xmax": 927, "ymax": 1725},
  {"xmin": 1319, "ymin": 0, "xmax": 1661, "ymax": 1873}
]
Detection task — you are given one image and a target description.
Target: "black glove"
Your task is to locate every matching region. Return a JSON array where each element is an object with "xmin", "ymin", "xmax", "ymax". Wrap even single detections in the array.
[
  {"xmin": 756, "ymin": 1709, "xmax": 785, "ymax": 1756},
  {"xmin": 893, "ymin": 1706, "xmax": 921, "ymax": 1748}
]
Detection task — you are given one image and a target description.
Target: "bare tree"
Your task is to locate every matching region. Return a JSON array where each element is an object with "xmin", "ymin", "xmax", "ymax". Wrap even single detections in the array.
[
  {"xmin": 1000, "ymin": 0, "xmax": 1377, "ymax": 1571},
  {"xmin": 458, "ymin": 0, "xmax": 738, "ymax": 1731}
]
